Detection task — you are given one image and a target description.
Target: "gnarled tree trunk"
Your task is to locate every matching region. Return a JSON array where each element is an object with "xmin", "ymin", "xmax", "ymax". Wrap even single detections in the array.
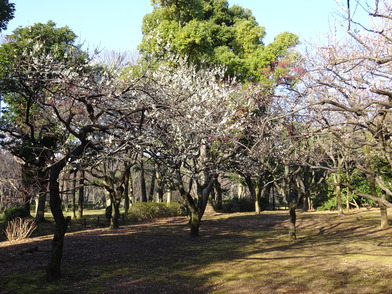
[{"xmin": 46, "ymin": 163, "xmax": 70, "ymax": 281}]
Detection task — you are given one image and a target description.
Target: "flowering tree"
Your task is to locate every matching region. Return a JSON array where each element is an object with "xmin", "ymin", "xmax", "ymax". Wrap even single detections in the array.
[
  {"xmin": 306, "ymin": 0, "xmax": 392, "ymax": 227},
  {"xmin": 0, "ymin": 22, "xmax": 149, "ymax": 280},
  {"xmin": 0, "ymin": 21, "xmax": 89, "ymax": 222},
  {"xmin": 133, "ymin": 59, "xmax": 263, "ymax": 235}
]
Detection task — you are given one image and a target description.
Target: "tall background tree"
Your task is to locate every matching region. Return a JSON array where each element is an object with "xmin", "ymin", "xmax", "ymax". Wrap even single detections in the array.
[
  {"xmin": 0, "ymin": 0, "xmax": 15, "ymax": 32},
  {"xmin": 139, "ymin": 0, "xmax": 300, "ymax": 83}
]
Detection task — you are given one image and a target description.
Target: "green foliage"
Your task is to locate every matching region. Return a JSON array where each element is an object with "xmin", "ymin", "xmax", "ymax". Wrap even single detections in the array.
[
  {"xmin": 0, "ymin": 20, "xmax": 79, "ymax": 60},
  {"xmin": 4, "ymin": 205, "xmax": 29, "ymax": 222},
  {"xmin": 128, "ymin": 202, "xmax": 186, "ymax": 222},
  {"xmin": 0, "ymin": 0, "xmax": 15, "ymax": 31},
  {"xmin": 316, "ymin": 196, "xmax": 337, "ymax": 211},
  {"xmin": 139, "ymin": 0, "xmax": 301, "ymax": 82}
]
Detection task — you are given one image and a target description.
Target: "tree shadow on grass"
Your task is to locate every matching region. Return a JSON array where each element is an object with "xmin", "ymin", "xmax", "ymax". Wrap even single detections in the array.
[{"xmin": 1, "ymin": 211, "xmax": 392, "ymax": 293}]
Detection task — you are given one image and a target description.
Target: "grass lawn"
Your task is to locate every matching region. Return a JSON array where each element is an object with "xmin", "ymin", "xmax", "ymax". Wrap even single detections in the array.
[{"xmin": 1, "ymin": 208, "xmax": 392, "ymax": 293}]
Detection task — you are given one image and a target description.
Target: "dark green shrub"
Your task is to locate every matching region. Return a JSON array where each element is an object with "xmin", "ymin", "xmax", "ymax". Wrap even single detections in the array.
[
  {"xmin": 238, "ymin": 197, "xmax": 255, "ymax": 212},
  {"xmin": 316, "ymin": 197, "xmax": 337, "ymax": 211},
  {"xmin": 222, "ymin": 197, "xmax": 255, "ymax": 213},
  {"xmin": 4, "ymin": 206, "xmax": 29, "ymax": 222},
  {"xmin": 128, "ymin": 202, "xmax": 186, "ymax": 222}
]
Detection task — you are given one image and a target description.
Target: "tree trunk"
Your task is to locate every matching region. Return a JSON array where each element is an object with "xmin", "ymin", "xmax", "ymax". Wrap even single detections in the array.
[
  {"xmin": 63, "ymin": 172, "xmax": 70, "ymax": 212},
  {"xmin": 255, "ymin": 183, "xmax": 261, "ymax": 214},
  {"xmin": 196, "ymin": 177, "xmax": 215, "ymax": 220},
  {"xmin": 333, "ymin": 172, "xmax": 343, "ymax": 216},
  {"xmin": 289, "ymin": 202, "xmax": 297, "ymax": 240},
  {"xmin": 214, "ymin": 178, "xmax": 223, "ymax": 210},
  {"xmin": 24, "ymin": 195, "xmax": 32, "ymax": 217},
  {"xmin": 190, "ymin": 208, "xmax": 200, "ymax": 237},
  {"xmin": 35, "ymin": 191, "xmax": 47, "ymax": 223},
  {"xmin": 261, "ymin": 183, "xmax": 271, "ymax": 210},
  {"xmin": 123, "ymin": 167, "xmax": 131, "ymax": 216},
  {"xmin": 380, "ymin": 191, "xmax": 389, "ymax": 229},
  {"xmin": 178, "ymin": 187, "xmax": 200, "ymax": 237},
  {"xmin": 244, "ymin": 174, "xmax": 259, "ymax": 213},
  {"xmin": 255, "ymin": 180, "xmax": 265, "ymax": 214},
  {"xmin": 346, "ymin": 187, "xmax": 350, "ymax": 212},
  {"xmin": 111, "ymin": 197, "xmax": 121, "ymax": 229},
  {"xmin": 71, "ymin": 170, "xmax": 77, "ymax": 219},
  {"xmin": 46, "ymin": 164, "xmax": 70, "ymax": 282},
  {"xmin": 148, "ymin": 167, "xmax": 156, "ymax": 202},
  {"xmin": 156, "ymin": 174, "xmax": 164, "ymax": 203},
  {"xmin": 237, "ymin": 182, "xmax": 243, "ymax": 198},
  {"xmin": 272, "ymin": 187, "xmax": 276, "ymax": 210},
  {"xmin": 140, "ymin": 159, "xmax": 147, "ymax": 202},
  {"xmin": 35, "ymin": 177, "xmax": 48, "ymax": 223},
  {"xmin": 77, "ymin": 169, "xmax": 85, "ymax": 219},
  {"xmin": 34, "ymin": 169, "xmax": 49, "ymax": 223},
  {"xmin": 166, "ymin": 189, "xmax": 172, "ymax": 203}
]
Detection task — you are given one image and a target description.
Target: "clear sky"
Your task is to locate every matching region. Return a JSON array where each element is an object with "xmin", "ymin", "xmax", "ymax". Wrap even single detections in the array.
[{"xmin": 1, "ymin": 0, "xmax": 347, "ymax": 53}]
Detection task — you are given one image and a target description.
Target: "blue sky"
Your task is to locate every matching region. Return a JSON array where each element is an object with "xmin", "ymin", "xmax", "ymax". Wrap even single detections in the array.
[{"xmin": 1, "ymin": 0, "xmax": 347, "ymax": 52}]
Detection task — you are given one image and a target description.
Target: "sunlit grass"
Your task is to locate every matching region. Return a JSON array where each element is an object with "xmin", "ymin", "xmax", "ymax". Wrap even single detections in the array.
[{"xmin": 1, "ymin": 208, "xmax": 392, "ymax": 293}]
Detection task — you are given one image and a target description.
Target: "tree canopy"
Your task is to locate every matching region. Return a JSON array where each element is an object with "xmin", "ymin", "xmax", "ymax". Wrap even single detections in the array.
[
  {"xmin": 0, "ymin": 21, "xmax": 87, "ymax": 164},
  {"xmin": 0, "ymin": 0, "xmax": 15, "ymax": 32},
  {"xmin": 139, "ymin": 0, "xmax": 300, "ymax": 82}
]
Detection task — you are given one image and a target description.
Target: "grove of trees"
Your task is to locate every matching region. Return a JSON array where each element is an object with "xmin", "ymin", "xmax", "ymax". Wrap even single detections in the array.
[{"xmin": 1, "ymin": 0, "xmax": 391, "ymax": 282}]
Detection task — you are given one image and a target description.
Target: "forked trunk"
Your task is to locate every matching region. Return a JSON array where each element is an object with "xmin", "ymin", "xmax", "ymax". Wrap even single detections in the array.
[{"xmin": 110, "ymin": 189, "xmax": 122, "ymax": 229}]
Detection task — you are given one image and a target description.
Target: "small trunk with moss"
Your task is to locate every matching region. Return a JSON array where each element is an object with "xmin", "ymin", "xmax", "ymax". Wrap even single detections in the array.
[
  {"xmin": 288, "ymin": 202, "xmax": 297, "ymax": 240},
  {"xmin": 110, "ymin": 189, "xmax": 122, "ymax": 229},
  {"xmin": 190, "ymin": 208, "xmax": 201, "ymax": 237},
  {"xmin": 111, "ymin": 201, "xmax": 120, "ymax": 229}
]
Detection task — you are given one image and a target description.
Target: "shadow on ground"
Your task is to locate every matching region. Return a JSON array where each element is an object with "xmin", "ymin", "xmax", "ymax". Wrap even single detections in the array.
[{"xmin": 1, "ymin": 209, "xmax": 392, "ymax": 293}]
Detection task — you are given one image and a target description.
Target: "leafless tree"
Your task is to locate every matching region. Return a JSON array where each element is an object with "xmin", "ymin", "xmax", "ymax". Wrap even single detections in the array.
[{"xmin": 306, "ymin": 0, "xmax": 392, "ymax": 227}]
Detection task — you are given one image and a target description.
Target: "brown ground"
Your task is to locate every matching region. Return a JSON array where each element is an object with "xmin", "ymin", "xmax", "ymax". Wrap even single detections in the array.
[{"xmin": 1, "ymin": 210, "xmax": 392, "ymax": 294}]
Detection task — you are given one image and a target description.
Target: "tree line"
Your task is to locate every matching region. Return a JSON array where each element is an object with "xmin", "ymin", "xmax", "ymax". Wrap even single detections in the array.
[{"xmin": 0, "ymin": 0, "xmax": 391, "ymax": 281}]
